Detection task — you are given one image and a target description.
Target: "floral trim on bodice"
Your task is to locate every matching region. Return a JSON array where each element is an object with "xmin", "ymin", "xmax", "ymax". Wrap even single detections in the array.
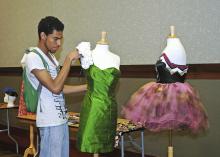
[{"xmin": 160, "ymin": 53, "xmax": 188, "ymax": 76}]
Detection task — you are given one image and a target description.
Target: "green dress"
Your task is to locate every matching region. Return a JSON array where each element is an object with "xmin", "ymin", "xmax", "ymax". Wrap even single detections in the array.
[{"xmin": 77, "ymin": 64, "xmax": 120, "ymax": 153}]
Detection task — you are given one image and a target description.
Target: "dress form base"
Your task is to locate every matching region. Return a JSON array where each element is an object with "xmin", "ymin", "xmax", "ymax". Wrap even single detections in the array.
[
  {"xmin": 7, "ymin": 103, "xmax": 15, "ymax": 108},
  {"xmin": 168, "ymin": 146, "xmax": 173, "ymax": 157},
  {"xmin": 94, "ymin": 153, "xmax": 99, "ymax": 157}
]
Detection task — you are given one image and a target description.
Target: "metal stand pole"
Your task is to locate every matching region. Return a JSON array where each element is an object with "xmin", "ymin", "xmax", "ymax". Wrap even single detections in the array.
[
  {"xmin": 121, "ymin": 135, "xmax": 125, "ymax": 157},
  {"xmin": 168, "ymin": 130, "xmax": 173, "ymax": 157},
  {"xmin": 141, "ymin": 130, "xmax": 145, "ymax": 157}
]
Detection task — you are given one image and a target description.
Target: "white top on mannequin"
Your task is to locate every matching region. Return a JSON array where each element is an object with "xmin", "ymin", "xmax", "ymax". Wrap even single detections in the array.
[
  {"xmin": 92, "ymin": 31, "xmax": 120, "ymax": 70},
  {"xmin": 4, "ymin": 94, "xmax": 16, "ymax": 107},
  {"xmin": 162, "ymin": 26, "xmax": 186, "ymax": 65}
]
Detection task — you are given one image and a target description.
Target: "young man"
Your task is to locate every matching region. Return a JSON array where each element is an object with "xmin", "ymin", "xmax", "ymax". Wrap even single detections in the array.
[{"xmin": 22, "ymin": 16, "xmax": 87, "ymax": 157}]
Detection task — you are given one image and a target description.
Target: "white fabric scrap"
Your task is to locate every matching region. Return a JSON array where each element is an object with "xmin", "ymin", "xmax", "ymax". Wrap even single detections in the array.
[{"xmin": 76, "ymin": 42, "xmax": 93, "ymax": 69}]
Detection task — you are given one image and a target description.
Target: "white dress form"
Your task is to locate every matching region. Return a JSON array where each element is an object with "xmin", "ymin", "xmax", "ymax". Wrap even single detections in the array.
[
  {"xmin": 164, "ymin": 26, "xmax": 186, "ymax": 157},
  {"xmin": 162, "ymin": 26, "xmax": 186, "ymax": 65},
  {"xmin": 92, "ymin": 31, "xmax": 120, "ymax": 70},
  {"xmin": 92, "ymin": 32, "xmax": 120, "ymax": 157},
  {"xmin": 4, "ymin": 94, "xmax": 16, "ymax": 107}
]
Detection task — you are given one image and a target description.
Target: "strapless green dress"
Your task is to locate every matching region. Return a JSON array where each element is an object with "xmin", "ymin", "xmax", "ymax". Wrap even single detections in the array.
[{"xmin": 76, "ymin": 65, "xmax": 120, "ymax": 153}]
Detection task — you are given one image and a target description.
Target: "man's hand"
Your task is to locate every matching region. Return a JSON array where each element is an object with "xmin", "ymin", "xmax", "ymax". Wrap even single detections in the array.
[{"xmin": 66, "ymin": 49, "xmax": 80, "ymax": 62}]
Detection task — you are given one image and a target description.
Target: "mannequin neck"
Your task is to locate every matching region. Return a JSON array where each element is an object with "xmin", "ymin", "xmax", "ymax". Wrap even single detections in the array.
[
  {"xmin": 166, "ymin": 38, "xmax": 181, "ymax": 47},
  {"xmin": 7, "ymin": 101, "xmax": 15, "ymax": 106},
  {"xmin": 94, "ymin": 44, "xmax": 109, "ymax": 52}
]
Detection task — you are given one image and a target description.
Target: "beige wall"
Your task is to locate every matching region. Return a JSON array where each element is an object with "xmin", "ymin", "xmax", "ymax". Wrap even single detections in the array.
[
  {"xmin": 0, "ymin": 0, "xmax": 220, "ymax": 157},
  {"xmin": 0, "ymin": 76, "xmax": 219, "ymax": 157},
  {"xmin": 0, "ymin": 0, "xmax": 220, "ymax": 67}
]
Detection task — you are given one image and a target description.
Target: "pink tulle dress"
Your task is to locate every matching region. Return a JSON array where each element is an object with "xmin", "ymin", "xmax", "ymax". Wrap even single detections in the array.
[{"xmin": 122, "ymin": 53, "xmax": 208, "ymax": 133}]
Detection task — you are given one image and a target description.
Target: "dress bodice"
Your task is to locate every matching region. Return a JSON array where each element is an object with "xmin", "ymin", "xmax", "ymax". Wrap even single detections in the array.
[
  {"xmin": 85, "ymin": 65, "xmax": 120, "ymax": 97},
  {"xmin": 156, "ymin": 60, "xmax": 186, "ymax": 83}
]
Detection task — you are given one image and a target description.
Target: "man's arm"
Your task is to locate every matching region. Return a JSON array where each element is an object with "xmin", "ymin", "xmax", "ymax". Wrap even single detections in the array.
[
  {"xmin": 32, "ymin": 50, "xmax": 79, "ymax": 94},
  {"xmin": 63, "ymin": 84, "xmax": 87, "ymax": 94}
]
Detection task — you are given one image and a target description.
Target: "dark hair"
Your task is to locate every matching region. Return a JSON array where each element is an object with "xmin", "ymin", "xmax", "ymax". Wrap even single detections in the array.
[
  {"xmin": 38, "ymin": 16, "xmax": 64, "ymax": 39},
  {"xmin": 3, "ymin": 87, "xmax": 18, "ymax": 97}
]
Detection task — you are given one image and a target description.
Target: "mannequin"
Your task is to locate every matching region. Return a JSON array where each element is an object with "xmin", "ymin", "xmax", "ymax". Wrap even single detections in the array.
[
  {"xmin": 92, "ymin": 31, "xmax": 120, "ymax": 70},
  {"xmin": 3, "ymin": 88, "xmax": 18, "ymax": 107},
  {"xmin": 93, "ymin": 32, "xmax": 119, "ymax": 157},
  {"xmin": 122, "ymin": 26, "xmax": 208, "ymax": 157},
  {"xmin": 4, "ymin": 94, "xmax": 16, "ymax": 107},
  {"xmin": 76, "ymin": 32, "xmax": 120, "ymax": 157}
]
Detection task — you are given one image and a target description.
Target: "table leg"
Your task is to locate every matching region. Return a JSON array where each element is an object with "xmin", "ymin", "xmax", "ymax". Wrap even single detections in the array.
[
  {"xmin": 120, "ymin": 135, "xmax": 124, "ymax": 157},
  {"xmin": 119, "ymin": 129, "xmax": 145, "ymax": 157},
  {"xmin": 6, "ymin": 109, "xmax": 19, "ymax": 154},
  {"xmin": 23, "ymin": 124, "xmax": 36, "ymax": 157},
  {"xmin": 33, "ymin": 131, "xmax": 40, "ymax": 157}
]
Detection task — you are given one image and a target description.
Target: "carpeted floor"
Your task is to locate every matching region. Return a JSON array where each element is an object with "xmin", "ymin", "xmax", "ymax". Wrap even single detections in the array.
[{"xmin": 0, "ymin": 150, "xmax": 22, "ymax": 157}]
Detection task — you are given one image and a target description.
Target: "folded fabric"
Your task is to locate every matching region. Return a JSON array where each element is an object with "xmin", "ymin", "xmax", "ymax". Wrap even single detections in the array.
[{"xmin": 76, "ymin": 42, "xmax": 93, "ymax": 69}]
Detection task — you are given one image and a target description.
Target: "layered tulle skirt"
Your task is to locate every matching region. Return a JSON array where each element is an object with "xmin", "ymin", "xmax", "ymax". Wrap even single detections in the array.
[{"xmin": 121, "ymin": 82, "xmax": 208, "ymax": 133}]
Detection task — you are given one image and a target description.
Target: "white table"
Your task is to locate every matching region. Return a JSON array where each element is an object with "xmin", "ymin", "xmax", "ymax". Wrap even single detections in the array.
[{"xmin": 0, "ymin": 103, "xmax": 19, "ymax": 154}]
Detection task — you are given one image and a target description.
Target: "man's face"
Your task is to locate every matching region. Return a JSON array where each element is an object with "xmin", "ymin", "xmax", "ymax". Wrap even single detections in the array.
[{"xmin": 44, "ymin": 30, "xmax": 63, "ymax": 53}]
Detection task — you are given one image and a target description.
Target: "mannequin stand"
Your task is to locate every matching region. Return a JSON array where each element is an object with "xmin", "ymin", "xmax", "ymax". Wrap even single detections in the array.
[{"xmin": 168, "ymin": 130, "xmax": 173, "ymax": 157}]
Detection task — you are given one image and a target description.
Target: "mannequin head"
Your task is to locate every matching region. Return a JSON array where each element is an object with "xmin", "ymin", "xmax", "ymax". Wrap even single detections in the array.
[
  {"xmin": 3, "ymin": 87, "xmax": 18, "ymax": 107},
  {"xmin": 4, "ymin": 94, "xmax": 17, "ymax": 107}
]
